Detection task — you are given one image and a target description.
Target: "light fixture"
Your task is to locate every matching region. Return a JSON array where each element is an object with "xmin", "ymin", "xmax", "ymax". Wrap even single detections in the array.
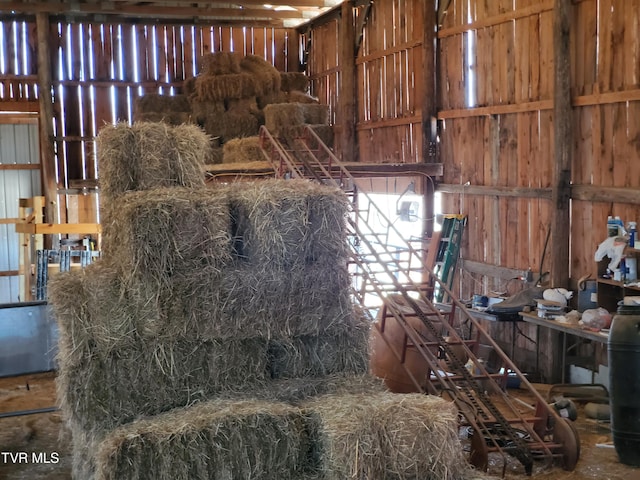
[{"xmin": 396, "ymin": 181, "xmax": 419, "ymax": 222}]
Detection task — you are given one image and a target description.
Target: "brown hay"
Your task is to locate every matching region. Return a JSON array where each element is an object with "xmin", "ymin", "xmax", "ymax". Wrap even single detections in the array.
[
  {"xmin": 221, "ymin": 111, "xmax": 260, "ymax": 141},
  {"xmin": 174, "ymin": 261, "xmax": 352, "ymax": 340},
  {"xmin": 239, "ymin": 54, "xmax": 281, "ymax": 95},
  {"xmin": 93, "ymin": 400, "xmax": 308, "ymax": 480},
  {"xmin": 96, "ymin": 122, "xmax": 207, "ymax": 201},
  {"xmin": 257, "ymin": 91, "xmax": 288, "ymax": 109},
  {"xmin": 280, "ymin": 124, "xmax": 334, "ymax": 147},
  {"xmin": 182, "ymin": 76, "xmax": 197, "ymax": 96},
  {"xmin": 264, "ymin": 103, "xmax": 305, "ymax": 134},
  {"xmin": 201, "ymin": 110, "xmax": 260, "ymax": 140},
  {"xmin": 264, "ymin": 103, "xmax": 330, "ymax": 136},
  {"xmin": 302, "ymin": 392, "xmax": 472, "ymax": 480},
  {"xmin": 50, "ymin": 274, "xmax": 270, "ymax": 434},
  {"xmin": 205, "ymin": 145, "xmax": 224, "ymax": 165},
  {"xmin": 101, "ymin": 187, "xmax": 232, "ymax": 284},
  {"xmin": 287, "ymin": 90, "xmax": 319, "ymax": 104},
  {"xmin": 222, "ymin": 136, "xmax": 265, "ymax": 164},
  {"xmin": 188, "ymin": 97, "xmax": 225, "ymax": 126},
  {"xmin": 226, "ymin": 96, "xmax": 259, "ymax": 115},
  {"xmin": 280, "ymin": 72, "xmax": 310, "ymax": 93},
  {"xmin": 228, "ymin": 179, "xmax": 349, "ymax": 268},
  {"xmin": 266, "ymin": 313, "xmax": 370, "ymax": 379},
  {"xmin": 132, "ymin": 112, "xmax": 193, "ymax": 125},
  {"xmin": 133, "ymin": 94, "xmax": 191, "ymax": 115},
  {"xmin": 198, "ymin": 51, "xmax": 242, "ymax": 75},
  {"xmin": 194, "ymin": 73, "xmax": 259, "ymax": 101}
]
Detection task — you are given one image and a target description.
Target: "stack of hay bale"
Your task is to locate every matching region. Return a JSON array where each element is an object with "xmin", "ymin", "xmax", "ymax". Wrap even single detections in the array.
[
  {"xmin": 134, "ymin": 51, "xmax": 333, "ymax": 165},
  {"xmin": 49, "ymin": 121, "xmax": 480, "ymax": 480}
]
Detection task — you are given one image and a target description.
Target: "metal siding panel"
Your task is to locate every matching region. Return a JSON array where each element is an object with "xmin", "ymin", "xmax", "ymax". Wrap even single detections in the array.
[{"xmin": 0, "ymin": 124, "xmax": 41, "ymax": 303}]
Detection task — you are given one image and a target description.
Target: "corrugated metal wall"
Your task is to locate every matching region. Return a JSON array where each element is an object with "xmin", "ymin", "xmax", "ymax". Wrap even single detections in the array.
[{"xmin": 0, "ymin": 123, "xmax": 41, "ymax": 303}]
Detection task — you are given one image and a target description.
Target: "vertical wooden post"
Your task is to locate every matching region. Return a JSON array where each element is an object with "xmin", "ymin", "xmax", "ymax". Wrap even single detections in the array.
[
  {"xmin": 286, "ymin": 28, "xmax": 301, "ymax": 72},
  {"xmin": 422, "ymin": 0, "xmax": 438, "ymax": 238},
  {"xmin": 551, "ymin": 0, "xmax": 572, "ymax": 287},
  {"xmin": 339, "ymin": 0, "xmax": 357, "ymax": 162},
  {"xmin": 36, "ymin": 13, "xmax": 58, "ymax": 227}
]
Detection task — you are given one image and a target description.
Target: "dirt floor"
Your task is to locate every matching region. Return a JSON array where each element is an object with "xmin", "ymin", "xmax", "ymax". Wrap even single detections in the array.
[{"xmin": 0, "ymin": 372, "xmax": 637, "ymax": 479}]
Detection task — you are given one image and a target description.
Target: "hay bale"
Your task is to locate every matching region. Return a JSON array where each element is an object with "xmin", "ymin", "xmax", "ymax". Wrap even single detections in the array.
[
  {"xmin": 51, "ymin": 279, "xmax": 270, "ymax": 434},
  {"xmin": 257, "ymin": 91, "xmax": 288, "ymax": 109},
  {"xmin": 198, "ymin": 51, "xmax": 242, "ymax": 75},
  {"xmin": 201, "ymin": 110, "xmax": 260, "ymax": 140},
  {"xmin": 194, "ymin": 73, "xmax": 259, "ymax": 101},
  {"xmin": 228, "ymin": 179, "xmax": 349, "ymax": 268},
  {"xmin": 264, "ymin": 103, "xmax": 330, "ymax": 136},
  {"xmin": 264, "ymin": 103, "xmax": 305, "ymax": 135},
  {"xmin": 179, "ymin": 261, "xmax": 352, "ymax": 340},
  {"xmin": 182, "ymin": 76, "xmax": 197, "ymax": 96},
  {"xmin": 222, "ymin": 136, "xmax": 264, "ymax": 164},
  {"xmin": 93, "ymin": 399, "xmax": 308, "ymax": 480},
  {"xmin": 133, "ymin": 94, "xmax": 191, "ymax": 115},
  {"xmin": 96, "ymin": 122, "xmax": 207, "ymax": 201},
  {"xmin": 133, "ymin": 112, "xmax": 193, "ymax": 125},
  {"xmin": 280, "ymin": 72, "xmax": 310, "ymax": 93},
  {"xmin": 303, "ymin": 392, "xmax": 472, "ymax": 480},
  {"xmin": 239, "ymin": 54, "xmax": 281, "ymax": 95},
  {"xmin": 266, "ymin": 313, "xmax": 370, "ymax": 379},
  {"xmin": 101, "ymin": 187, "xmax": 232, "ymax": 283},
  {"xmin": 226, "ymin": 96, "xmax": 259, "ymax": 115},
  {"xmin": 279, "ymin": 124, "xmax": 334, "ymax": 147},
  {"xmin": 188, "ymin": 97, "xmax": 225, "ymax": 126},
  {"xmin": 205, "ymin": 145, "xmax": 224, "ymax": 165},
  {"xmin": 287, "ymin": 90, "xmax": 319, "ymax": 104},
  {"xmin": 220, "ymin": 111, "xmax": 260, "ymax": 141}
]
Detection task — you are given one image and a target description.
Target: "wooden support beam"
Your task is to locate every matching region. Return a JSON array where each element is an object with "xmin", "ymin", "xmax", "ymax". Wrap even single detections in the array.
[
  {"xmin": 423, "ymin": 0, "xmax": 437, "ymax": 165},
  {"xmin": 36, "ymin": 13, "xmax": 59, "ymax": 228},
  {"xmin": 338, "ymin": 0, "xmax": 358, "ymax": 162},
  {"xmin": 15, "ymin": 223, "xmax": 101, "ymax": 235},
  {"xmin": 437, "ymin": 184, "xmax": 553, "ymax": 199},
  {"xmin": 571, "ymin": 185, "xmax": 640, "ymax": 205},
  {"xmin": 551, "ymin": 0, "xmax": 572, "ymax": 287}
]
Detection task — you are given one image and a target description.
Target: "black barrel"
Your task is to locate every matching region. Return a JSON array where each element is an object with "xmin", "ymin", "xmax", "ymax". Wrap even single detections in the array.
[{"xmin": 608, "ymin": 303, "xmax": 640, "ymax": 466}]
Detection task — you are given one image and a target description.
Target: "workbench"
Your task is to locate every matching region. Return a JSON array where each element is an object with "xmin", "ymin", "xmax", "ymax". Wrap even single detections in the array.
[{"xmin": 518, "ymin": 311, "xmax": 608, "ymax": 383}]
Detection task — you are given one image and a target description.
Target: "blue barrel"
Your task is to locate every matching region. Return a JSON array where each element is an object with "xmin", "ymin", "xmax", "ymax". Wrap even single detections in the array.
[{"xmin": 608, "ymin": 304, "xmax": 640, "ymax": 466}]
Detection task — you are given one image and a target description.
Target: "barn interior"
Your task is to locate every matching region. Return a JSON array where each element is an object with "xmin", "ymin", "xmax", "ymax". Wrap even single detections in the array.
[{"xmin": 0, "ymin": 0, "xmax": 639, "ymax": 479}]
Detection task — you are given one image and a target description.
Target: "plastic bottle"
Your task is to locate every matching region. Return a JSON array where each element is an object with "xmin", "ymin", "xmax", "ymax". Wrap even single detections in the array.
[{"xmin": 629, "ymin": 221, "xmax": 637, "ymax": 248}]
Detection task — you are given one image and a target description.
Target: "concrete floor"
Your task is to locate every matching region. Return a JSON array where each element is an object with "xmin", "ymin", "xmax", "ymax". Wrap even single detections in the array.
[{"xmin": 0, "ymin": 372, "xmax": 637, "ymax": 479}]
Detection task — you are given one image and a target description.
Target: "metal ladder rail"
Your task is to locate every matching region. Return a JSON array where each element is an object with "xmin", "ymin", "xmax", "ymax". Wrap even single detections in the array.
[
  {"xmin": 348, "ymin": 218, "xmax": 548, "ymax": 474},
  {"xmin": 262, "ymin": 125, "xmax": 575, "ymax": 474},
  {"xmin": 293, "ymin": 126, "xmax": 573, "ymax": 471},
  {"xmin": 258, "ymin": 126, "xmax": 305, "ymax": 179}
]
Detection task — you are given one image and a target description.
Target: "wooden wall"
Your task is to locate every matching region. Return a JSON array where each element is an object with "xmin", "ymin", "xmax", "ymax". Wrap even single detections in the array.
[
  {"xmin": 437, "ymin": 0, "xmax": 640, "ymax": 381},
  {"xmin": 306, "ymin": 0, "xmax": 428, "ymax": 165},
  {"xmin": 438, "ymin": 0, "xmax": 640, "ymax": 295},
  {"xmin": 0, "ymin": 18, "xmax": 298, "ymax": 224}
]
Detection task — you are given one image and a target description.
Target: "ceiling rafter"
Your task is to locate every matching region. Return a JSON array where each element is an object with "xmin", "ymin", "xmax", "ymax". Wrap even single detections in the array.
[{"xmin": 0, "ymin": 0, "xmax": 341, "ymax": 26}]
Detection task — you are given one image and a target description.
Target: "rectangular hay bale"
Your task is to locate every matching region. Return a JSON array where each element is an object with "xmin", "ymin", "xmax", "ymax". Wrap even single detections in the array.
[
  {"xmin": 96, "ymin": 122, "xmax": 208, "ymax": 201},
  {"xmin": 302, "ymin": 392, "xmax": 472, "ymax": 480},
  {"xmin": 101, "ymin": 187, "xmax": 232, "ymax": 283},
  {"xmin": 93, "ymin": 400, "xmax": 309, "ymax": 480},
  {"xmin": 266, "ymin": 313, "xmax": 370, "ymax": 379},
  {"xmin": 222, "ymin": 136, "xmax": 265, "ymax": 164},
  {"xmin": 264, "ymin": 103, "xmax": 329, "ymax": 136},
  {"xmin": 228, "ymin": 179, "xmax": 350, "ymax": 268}
]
